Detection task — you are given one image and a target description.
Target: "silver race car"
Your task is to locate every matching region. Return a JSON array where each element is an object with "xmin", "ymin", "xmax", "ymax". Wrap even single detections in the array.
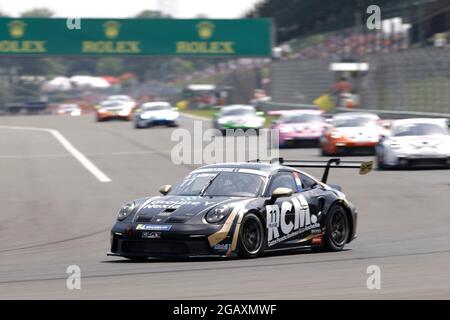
[{"xmin": 376, "ymin": 118, "xmax": 450, "ymax": 169}]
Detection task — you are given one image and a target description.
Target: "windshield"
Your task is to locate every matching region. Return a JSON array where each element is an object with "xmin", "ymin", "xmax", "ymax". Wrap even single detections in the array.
[
  {"xmin": 282, "ymin": 114, "xmax": 323, "ymax": 124},
  {"xmin": 222, "ymin": 108, "xmax": 255, "ymax": 116},
  {"xmin": 101, "ymin": 102, "xmax": 124, "ymax": 108},
  {"xmin": 170, "ymin": 171, "xmax": 265, "ymax": 197},
  {"xmin": 142, "ymin": 104, "xmax": 171, "ymax": 111},
  {"xmin": 393, "ymin": 123, "xmax": 448, "ymax": 136},
  {"xmin": 333, "ymin": 117, "xmax": 376, "ymax": 128},
  {"xmin": 108, "ymin": 96, "xmax": 131, "ymax": 101}
]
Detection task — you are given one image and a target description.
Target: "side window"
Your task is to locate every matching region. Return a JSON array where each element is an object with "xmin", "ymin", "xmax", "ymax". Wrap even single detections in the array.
[
  {"xmin": 267, "ymin": 172, "xmax": 297, "ymax": 195},
  {"xmin": 299, "ymin": 173, "xmax": 318, "ymax": 190}
]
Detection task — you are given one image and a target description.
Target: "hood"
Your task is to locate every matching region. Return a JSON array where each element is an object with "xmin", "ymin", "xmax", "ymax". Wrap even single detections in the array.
[
  {"xmin": 141, "ymin": 110, "xmax": 176, "ymax": 116},
  {"xmin": 333, "ymin": 126, "xmax": 381, "ymax": 139},
  {"xmin": 279, "ymin": 122, "xmax": 324, "ymax": 131},
  {"xmin": 133, "ymin": 195, "xmax": 236, "ymax": 224},
  {"xmin": 219, "ymin": 115, "xmax": 261, "ymax": 124},
  {"xmin": 390, "ymin": 135, "xmax": 448, "ymax": 148}
]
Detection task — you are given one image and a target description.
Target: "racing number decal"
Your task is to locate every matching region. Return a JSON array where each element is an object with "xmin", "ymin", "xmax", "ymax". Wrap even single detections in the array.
[{"xmin": 266, "ymin": 195, "xmax": 319, "ymax": 247}]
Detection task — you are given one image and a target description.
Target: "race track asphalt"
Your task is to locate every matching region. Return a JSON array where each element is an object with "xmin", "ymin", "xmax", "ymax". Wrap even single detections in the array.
[{"xmin": 0, "ymin": 114, "xmax": 449, "ymax": 299}]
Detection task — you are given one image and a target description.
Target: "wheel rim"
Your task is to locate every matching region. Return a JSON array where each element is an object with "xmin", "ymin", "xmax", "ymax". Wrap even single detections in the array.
[
  {"xmin": 242, "ymin": 218, "xmax": 263, "ymax": 254},
  {"xmin": 330, "ymin": 209, "xmax": 348, "ymax": 246}
]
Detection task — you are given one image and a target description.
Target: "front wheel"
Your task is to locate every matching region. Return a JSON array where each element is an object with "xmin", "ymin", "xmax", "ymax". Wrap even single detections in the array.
[
  {"xmin": 238, "ymin": 213, "xmax": 265, "ymax": 259},
  {"xmin": 321, "ymin": 205, "xmax": 349, "ymax": 252}
]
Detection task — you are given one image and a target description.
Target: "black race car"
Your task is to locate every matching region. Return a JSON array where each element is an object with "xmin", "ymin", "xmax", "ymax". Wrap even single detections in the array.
[{"xmin": 108, "ymin": 158, "xmax": 372, "ymax": 260}]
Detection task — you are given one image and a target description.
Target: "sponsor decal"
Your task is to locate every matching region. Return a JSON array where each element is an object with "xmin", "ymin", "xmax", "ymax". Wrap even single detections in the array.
[
  {"xmin": 136, "ymin": 224, "xmax": 172, "ymax": 231},
  {"xmin": 213, "ymin": 243, "xmax": 230, "ymax": 251},
  {"xmin": 81, "ymin": 20, "xmax": 141, "ymax": 54},
  {"xmin": 0, "ymin": 20, "xmax": 47, "ymax": 53},
  {"xmin": 144, "ymin": 199, "xmax": 215, "ymax": 210},
  {"xmin": 266, "ymin": 195, "xmax": 319, "ymax": 247},
  {"xmin": 142, "ymin": 232, "xmax": 161, "ymax": 239},
  {"xmin": 175, "ymin": 21, "xmax": 235, "ymax": 54}
]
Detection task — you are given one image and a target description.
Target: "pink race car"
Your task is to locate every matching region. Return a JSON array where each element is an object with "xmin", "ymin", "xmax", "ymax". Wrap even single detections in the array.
[{"xmin": 270, "ymin": 110, "xmax": 326, "ymax": 148}]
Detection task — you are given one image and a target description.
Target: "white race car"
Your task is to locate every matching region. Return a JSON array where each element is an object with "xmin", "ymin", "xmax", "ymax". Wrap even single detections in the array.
[
  {"xmin": 134, "ymin": 102, "xmax": 180, "ymax": 128},
  {"xmin": 376, "ymin": 118, "xmax": 450, "ymax": 169}
]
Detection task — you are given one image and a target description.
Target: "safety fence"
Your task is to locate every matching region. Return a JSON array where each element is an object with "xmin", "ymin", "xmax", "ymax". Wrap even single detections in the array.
[{"xmin": 271, "ymin": 46, "xmax": 450, "ymax": 116}]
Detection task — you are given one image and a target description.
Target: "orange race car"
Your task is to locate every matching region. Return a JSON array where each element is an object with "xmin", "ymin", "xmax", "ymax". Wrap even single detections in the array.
[
  {"xmin": 320, "ymin": 113, "xmax": 383, "ymax": 156},
  {"xmin": 96, "ymin": 100, "xmax": 135, "ymax": 122}
]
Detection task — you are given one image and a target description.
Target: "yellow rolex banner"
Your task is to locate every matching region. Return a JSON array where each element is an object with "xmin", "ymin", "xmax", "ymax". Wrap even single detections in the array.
[{"xmin": 313, "ymin": 94, "xmax": 335, "ymax": 111}]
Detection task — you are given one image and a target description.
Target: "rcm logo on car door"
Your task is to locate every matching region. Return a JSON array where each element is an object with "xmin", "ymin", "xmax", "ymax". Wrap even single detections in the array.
[{"xmin": 266, "ymin": 194, "xmax": 320, "ymax": 247}]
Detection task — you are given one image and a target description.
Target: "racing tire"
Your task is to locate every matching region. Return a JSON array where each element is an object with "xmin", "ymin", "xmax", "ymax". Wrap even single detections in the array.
[
  {"xmin": 238, "ymin": 213, "xmax": 265, "ymax": 259},
  {"xmin": 376, "ymin": 153, "xmax": 387, "ymax": 170},
  {"xmin": 319, "ymin": 205, "xmax": 349, "ymax": 252},
  {"xmin": 320, "ymin": 147, "xmax": 330, "ymax": 157}
]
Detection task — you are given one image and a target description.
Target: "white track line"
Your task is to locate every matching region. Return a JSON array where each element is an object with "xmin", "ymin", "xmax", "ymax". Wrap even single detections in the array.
[{"xmin": 0, "ymin": 126, "xmax": 112, "ymax": 183}]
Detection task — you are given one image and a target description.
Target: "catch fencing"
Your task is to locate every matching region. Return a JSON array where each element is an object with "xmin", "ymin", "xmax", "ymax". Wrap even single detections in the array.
[{"xmin": 271, "ymin": 46, "xmax": 450, "ymax": 116}]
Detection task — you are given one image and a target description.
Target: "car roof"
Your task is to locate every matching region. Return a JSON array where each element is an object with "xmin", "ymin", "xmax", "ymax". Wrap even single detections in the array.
[
  {"xmin": 198, "ymin": 162, "xmax": 297, "ymax": 174},
  {"xmin": 221, "ymin": 105, "xmax": 255, "ymax": 111},
  {"xmin": 392, "ymin": 118, "xmax": 448, "ymax": 126},
  {"xmin": 333, "ymin": 112, "xmax": 379, "ymax": 119},
  {"xmin": 141, "ymin": 101, "xmax": 171, "ymax": 107}
]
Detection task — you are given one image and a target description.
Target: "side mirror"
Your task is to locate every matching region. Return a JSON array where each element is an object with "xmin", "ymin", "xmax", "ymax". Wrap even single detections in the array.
[
  {"xmin": 267, "ymin": 187, "xmax": 293, "ymax": 204},
  {"xmin": 159, "ymin": 184, "xmax": 172, "ymax": 196}
]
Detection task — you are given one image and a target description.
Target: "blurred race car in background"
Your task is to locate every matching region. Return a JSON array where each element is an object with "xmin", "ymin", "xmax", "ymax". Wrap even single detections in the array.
[
  {"xmin": 213, "ymin": 105, "xmax": 265, "ymax": 135},
  {"xmin": 320, "ymin": 112, "xmax": 382, "ymax": 156},
  {"xmin": 376, "ymin": 118, "xmax": 450, "ymax": 169},
  {"xmin": 133, "ymin": 101, "xmax": 180, "ymax": 128},
  {"xmin": 105, "ymin": 95, "xmax": 135, "ymax": 103},
  {"xmin": 96, "ymin": 100, "xmax": 134, "ymax": 122},
  {"xmin": 56, "ymin": 103, "xmax": 81, "ymax": 116},
  {"xmin": 108, "ymin": 158, "xmax": 372, "ymax": 260},
  {"xmin": 270, "ymin": 110, "xmax": 326, "ymax": 147}
]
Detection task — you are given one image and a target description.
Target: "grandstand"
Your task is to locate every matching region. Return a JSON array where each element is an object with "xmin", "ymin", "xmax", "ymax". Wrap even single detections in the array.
[{"xmin": 247, "ymin": 0, "xmax": 450, "ymax": 46}]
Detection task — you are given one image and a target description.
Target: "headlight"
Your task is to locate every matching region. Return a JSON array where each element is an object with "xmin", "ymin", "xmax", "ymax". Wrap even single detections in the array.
[
  {"xmin": 389, "ymin": 141, "xmax": 401, "ymax": 149},
  {"xmin": 280, "ymin": 126, "xmax": 293, "ymax": 133},
  {"xmin": 140, "ymin": 113, "xmax": 152, "ymax": 120},
  {"xmin": 117, "ymin": 202, "xmax": 135, "ymax": 221},
  {"xmin": 205, "ymin": 205, "xmax": 232, "ymax": 223},
  {"xmin": 330, "ymin": 131, "xmax": 342, "ymax": 139}
]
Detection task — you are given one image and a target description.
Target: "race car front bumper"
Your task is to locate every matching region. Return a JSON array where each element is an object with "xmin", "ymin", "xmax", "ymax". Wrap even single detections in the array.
[
  {"xmin": 108, "ymin": 222, "xmax": 233, "ymax": 258},
  {"xmin": 136, "ymin": 118, "xmax": 179, "ymax": 127}
]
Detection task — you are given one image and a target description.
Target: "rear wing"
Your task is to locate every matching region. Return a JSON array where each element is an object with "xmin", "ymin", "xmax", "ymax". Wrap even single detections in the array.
[{"xmin": 249, "ymin": 158, "xmax": 373, "ymax": 184}]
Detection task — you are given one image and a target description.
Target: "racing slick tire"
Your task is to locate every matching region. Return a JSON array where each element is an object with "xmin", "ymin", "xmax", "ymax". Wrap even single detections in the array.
[
  {"xmin": 376, "ymin": 153, "xmax": 387, "ymax": 170},
  {"xmin": 237, "ymin": 213, "xmax": 265, "ymax": 259},
  {"xmin": 320, "ymin": 147, "xmax": 331, "ymax": 157},
  {"xmin": 315, "ymin": 205, "xmax": 349, "ymax": 252}
]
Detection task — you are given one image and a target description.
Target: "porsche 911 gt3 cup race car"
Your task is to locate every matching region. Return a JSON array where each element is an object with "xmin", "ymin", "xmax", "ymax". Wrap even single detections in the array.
[
  {"xmin": 108, "ymin": 159, "xmax": 373, "ymax": 260},
  {"xmin": 376, "ymin": 118, "xmax": 450, "ymax": 169}
]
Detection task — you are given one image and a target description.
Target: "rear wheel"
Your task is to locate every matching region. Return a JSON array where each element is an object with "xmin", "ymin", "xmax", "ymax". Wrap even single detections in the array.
[
  {"xmin": 320, "ymin": 205, "xmax": 349, "ymax": 252},
  {"xmin": 238, "ymin": 213, "xmax": 265, "ymax": 258}
]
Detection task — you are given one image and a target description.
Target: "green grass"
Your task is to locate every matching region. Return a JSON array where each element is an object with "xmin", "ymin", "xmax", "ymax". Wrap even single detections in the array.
[{"xmin": 180, "ymin": 108, "xmax": 278, "ymax": 128}]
